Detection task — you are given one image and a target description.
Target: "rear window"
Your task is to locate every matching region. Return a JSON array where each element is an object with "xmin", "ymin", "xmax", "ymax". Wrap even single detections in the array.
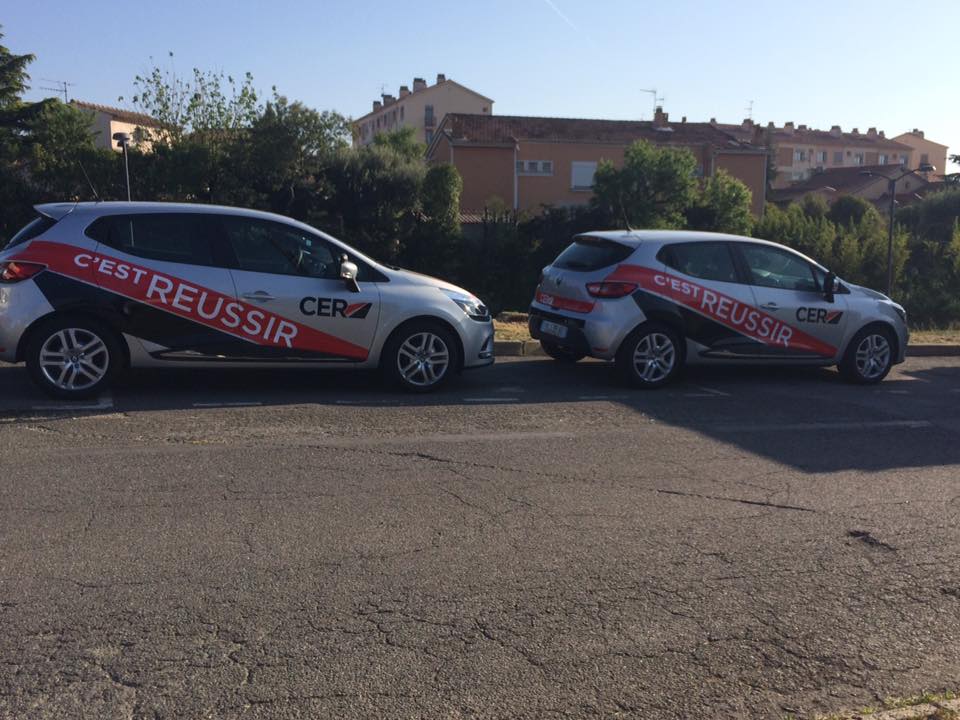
[
  {"xmin": 552, "ymin": 237, "xmax": 633, "ymax": 272},
  {"xmin": 5, "ymin": 215, "xmax": 58, "ymax": 249},
  {"xmin": 85, "ymin": 214, "xmax": 215, "ymax": 266}
]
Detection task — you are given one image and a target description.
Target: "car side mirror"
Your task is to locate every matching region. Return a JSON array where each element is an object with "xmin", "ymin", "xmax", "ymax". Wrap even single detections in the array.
[
  {"xmin": 339, "ymin": 254, "xmax": 361, "ymax": 293},
  {"xmin": 823, "ymin": 271, "xmax": 836, "ymax": 303}
]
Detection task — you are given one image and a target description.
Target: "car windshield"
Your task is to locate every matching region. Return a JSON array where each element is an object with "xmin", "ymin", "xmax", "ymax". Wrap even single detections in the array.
[{"xmin": 552, "ymin": 237, "xmax": 633, "ymax": 272}]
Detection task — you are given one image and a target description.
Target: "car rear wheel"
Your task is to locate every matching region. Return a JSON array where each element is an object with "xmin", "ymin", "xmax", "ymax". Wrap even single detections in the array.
[
  {"xmin": 25, "ymin": 316, "xmax": 123, "ymax": 400},
  {"xmin": 540, "ymin": 341, "xmax": 585, "ymax": 363},
  {"xmin": 382, "ymin": 321, "xmax": 459, "ymax": 393},
  {"xmin": 839, "ymin": 326, "xmax": 894, "ymax": 384},
  {"xmin": 616, "ymin": 324, "xmax": 682, "ymax": 389}
]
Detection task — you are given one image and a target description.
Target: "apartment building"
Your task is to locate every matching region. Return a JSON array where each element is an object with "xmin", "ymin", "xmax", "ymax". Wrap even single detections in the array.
[
  {"xmin": 353, "ymin": 74, "xmax": 493, "ymax": 148},
  {"xmin": 70, "ymin": 100, "xmax": 164, "ymax": 151},
  {"xmin": 426, "ymin": 108, "xmax": 768, "ymax": 216},
  {"xmin": 719, "ymin": 120, "xmax": 914, "ymax": 189},
  {"xmin": 770, "ymin": 164, "xmax": 933, "ymax": 209},
  {"xmin": 892, "ymin": 129, "xmax": 949, "ymax": 177}
]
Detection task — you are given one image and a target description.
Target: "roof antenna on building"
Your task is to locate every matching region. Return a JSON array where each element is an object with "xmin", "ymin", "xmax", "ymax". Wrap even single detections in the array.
[
  {"xmin": 746, "ymin": 99, "xmax": 754, "ymax": 121},
  {"xmin": 77, "ymin": 159, "xmax": 101, "ymax": 202}
]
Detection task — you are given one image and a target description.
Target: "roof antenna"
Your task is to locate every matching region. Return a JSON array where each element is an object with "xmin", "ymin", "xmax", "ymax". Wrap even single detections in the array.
[
  {"xmin": 617, "ymin": 188, "xmax": 634, "ymax": 232},
  {"xmin": 78, "ymin": 159, "xmax": 101, "ymax": 202}
]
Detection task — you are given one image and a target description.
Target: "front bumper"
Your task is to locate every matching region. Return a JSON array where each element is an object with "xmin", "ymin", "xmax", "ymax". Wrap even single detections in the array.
[{"xmin": 461, "ymin": 318, "xmax": 495, "ymax": 369}]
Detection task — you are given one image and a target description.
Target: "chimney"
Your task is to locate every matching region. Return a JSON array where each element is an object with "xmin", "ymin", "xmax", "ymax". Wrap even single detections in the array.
[
  {"xmin": 436, "ymin": 73, "xmax": 446, "ymax": 84},
  {"xmin": 382, "ymin": 94, "xmax": 396, "ymax": 106},
  {"xmin": 753, "ymin": 126, "xmax": 765, "ymax": 144},
  {"xmin": 709, "ymin": 117, "xmax": 718, "ymax": 126},
  {"xmin": 798, "ymin": 124, "xmax": 807, "ymax": 131},
  {"xmin": 913, "ymin": 129, "xmax": 924, "ymax": 138},
  {"xmin": 681, "ymin": 116, "xmax": 687, "ymax": 123},
  {"xmin": 399, "ymin": 85, "xmax": 410, "ymax": 98},
  {"xmin": 373, "ymin": 100, "xmax": 382, "ymax": 112},
  {"xmin": 867, "ymin": 127, "xmax": 877, "ymax": 137},
  {"xmin": 767, "ymin": 121, "xmax": 775, "ymax": 129},
  {"xmin": 653, "ymin": 106, "xmax": 668, "ymax": 127},
  {"xmin": 784, "ymin": 121, "xmax": 795, "ymax": 134},
  {"xmin": 830, "ymin": 125, "xmax": 842, "ymax": 137},
  {"xmin": 851, "ymin": 127, "xmax": 859, "ymax": 135},
  {"xmin": 879, "ymin": 130, "xmax": 885, "ymax": 138},
  {"xmin": 741, "ymin": 118, "xmax": 754, "ymax": 131},
  {"xmin": 413, "ymin": 77, "xmax": 427, "ymax": 92}
]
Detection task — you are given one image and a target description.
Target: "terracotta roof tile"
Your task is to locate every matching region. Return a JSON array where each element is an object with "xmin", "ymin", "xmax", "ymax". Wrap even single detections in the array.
[
  {"xmin": 70, "ymin": 100, "xmax": 164, "ymax": 128},
  {"xmin": 438, "ymin": 114, "xmax": 756, "ymax": 149}
]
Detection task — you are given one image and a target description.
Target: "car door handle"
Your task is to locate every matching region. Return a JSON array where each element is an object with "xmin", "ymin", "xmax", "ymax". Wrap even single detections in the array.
[
  {"xmin": 241, "ymin": 291, "xmax": 275, "ymax": 302},
  {"xmin": 760, "ymin": 302, "xmax": 779, "ymax": 311}
]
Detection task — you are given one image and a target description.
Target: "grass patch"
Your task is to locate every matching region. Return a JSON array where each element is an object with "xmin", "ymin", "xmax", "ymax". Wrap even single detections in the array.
[
  {"xmin": 807, "ymin": 690, "xmax": 959, "ymax": 720},
  {"xmin": 493, "ymin": 320, "xmax": 532, "ymax": 343},
  {"xmin": 911, "ymin": 328, "xmax": 960, "ymax": 345}
]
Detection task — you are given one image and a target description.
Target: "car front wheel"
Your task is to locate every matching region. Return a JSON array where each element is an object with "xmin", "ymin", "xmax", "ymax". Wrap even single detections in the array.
[
  {"xmin": 839, "ymin": 326, "xmax": 894, "ymax": 384},
  {"xmin": 616, "ymin": 324, "xmax": 682, "ymax": 389},
  {"xmin": 383, "ymin": 321, "xmax": 459, "ymax": 392},
  {"xmin": 25, "ymin": 316, "xmax": 122, "ymax": 400}
]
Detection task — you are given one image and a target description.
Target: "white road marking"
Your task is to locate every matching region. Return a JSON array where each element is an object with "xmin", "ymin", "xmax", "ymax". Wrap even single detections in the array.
[
  {"xmin": 882, "ymin": 390, "xmax": 910, "ymax": 395},
  {"xmin": 691, "ymin": 384, "xmax": 731, "ymax": 397},
  {"xmin": 463, "ymin": 397, "xmax": 519, "ymax": 403},
  {"xmin": 31, "ymin": 392, "xmax": 114, "ymax": 412},
  {"xmin": 683, "ymin": 393, "xmax": 722, "ymax": 398},
  {"xmin": 716, "ymin": 420, "xmax": 932, "ymax": 433},
  {"xmin": 578, "ymin": 394, "xmax": 630, "ymax": 401},
  {"xmin": 192, "ymin": 401, "xmax": 263, "ymax": 408},
  {"xmin": 495, "ymin": 386, "xmax": 526, "ymax": 393}
]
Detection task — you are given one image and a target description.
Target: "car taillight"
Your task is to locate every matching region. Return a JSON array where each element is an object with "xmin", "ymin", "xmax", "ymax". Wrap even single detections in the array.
[
  {"xmin": 0, "ymin": 262, "xmax": 46, "ymax": 283},
  {"xmin": 586, "ymin": 281, "xmax": 637, "ymax": 298}
]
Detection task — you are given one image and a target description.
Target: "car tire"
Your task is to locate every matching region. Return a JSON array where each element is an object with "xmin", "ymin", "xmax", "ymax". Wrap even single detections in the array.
[
  {"xmin": 540, "ymin": 341, "xmax": 585, "ymax": 363},
  {"xmin": 616, "ymin": 323, "xmax": 682, "ymax": 389},
  {"xmin": 382, "ymin": 320, "xmax": 460, "ymax": 393},
  {"xmin": 25, "ymin": 315, "xmax": 123, "ymax": 400},
  {"xmin": 838, "ymin": 325, "xmax": 895, "ymax": 384}
]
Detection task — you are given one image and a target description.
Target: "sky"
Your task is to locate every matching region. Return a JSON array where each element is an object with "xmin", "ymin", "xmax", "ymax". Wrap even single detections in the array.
[{"xmin": 5, "ymin": 0, "xmax": 958, "ymax": 171}]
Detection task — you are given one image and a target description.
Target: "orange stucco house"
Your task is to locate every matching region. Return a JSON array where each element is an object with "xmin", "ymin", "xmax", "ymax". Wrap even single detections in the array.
[{"xmin": 426, "ymin": 108, "xmax": 769, "ymax": 217}]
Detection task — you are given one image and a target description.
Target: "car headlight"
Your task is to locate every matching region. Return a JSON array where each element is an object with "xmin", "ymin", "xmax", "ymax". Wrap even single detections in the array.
[{"xmin": 442, "ymin": 289, "xmax": 490, "ymax": 321}]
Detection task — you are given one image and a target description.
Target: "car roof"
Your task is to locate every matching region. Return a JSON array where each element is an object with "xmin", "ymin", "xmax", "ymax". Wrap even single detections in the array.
[
  {"xmin": 37, "ymin": 201, "xmax": 301, "ymax": 225},
  {"xmin": 574, "ymin": 229, "xmax": 827, "ymax": 270},
  {"xmin": 574, "ymin": 229, "xmax": 760, "ymax": 248}
]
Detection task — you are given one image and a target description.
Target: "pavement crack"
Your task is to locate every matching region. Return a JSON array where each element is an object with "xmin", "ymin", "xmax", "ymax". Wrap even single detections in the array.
[
  {"xmin": 655, "ymin": 488, "xmax": 816, "ymax": 513},
  {"xmin": 847, "ymin": 529, "xmax": 897, "ymax": 552}
]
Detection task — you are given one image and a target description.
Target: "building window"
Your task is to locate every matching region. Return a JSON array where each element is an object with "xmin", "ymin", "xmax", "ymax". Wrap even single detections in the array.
[
  {"xmin": 879, "ymin": 154, "xmax": 888, "ymax": 165},
  {"xmin": 400, "ymin": 106, "xmax": 404, "ymax": 121},
  {"xmin": 518, "ymin": 160, "xmax": 553, "ymax": 175},
  {"xmin": 571, "ymin": 161, "xmax": 598, "ymax": 190},
  {"xmin": 425, "ymin": 129, "xmax": 434, "ymax": 145},
  {"xmin": 921, "ymin": 153, "xmax": 930, "ymax": 165},
  {"xmin": 817, "ymin": 150, "xmax": 828, "ymax": 164},
  {"xmin": 853, "ymin": 153, "xmax": 864, "ymax": 165},
  {"xmin": 833, "ymin": 151, "xmax": 844, "ymax": 164},
  {"xmin": 425, "ymin": 105, "xmax": 434, "ymax": 126},
  {"xmin": 794, "ymin": 149, "xmax": 807, "ymax": 162}
]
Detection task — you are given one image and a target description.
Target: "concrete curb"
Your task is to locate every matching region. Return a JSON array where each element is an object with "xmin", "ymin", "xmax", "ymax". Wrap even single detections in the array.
[
  {"xmin": 830, "ymin": 696, "xmax": 960, "ymax": 719},
  {"xmin": 493, "ymin": 341, "xmax": 960, "ymax": 359},
  {"xmin": 493, "ymin": 340, "xmax": 544, "ymax": 357},
  {"xmin": 907, "ymin": 344, "xmax": 960, "ymax": 357}
]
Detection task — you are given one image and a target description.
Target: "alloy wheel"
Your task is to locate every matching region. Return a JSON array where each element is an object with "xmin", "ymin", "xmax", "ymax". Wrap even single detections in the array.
[
  {"xmin": 632, "ymin": 332, "xmax": 676, "ymax": 383},
  {"xmin": 397, "ymin": 332, "xmax": 450, "ymax": 387},
  {"xmin": 39, "ymin": 328, "xmax": 110, "ymax": 392},
  {"xmin": 855, "ymin": 333, "xmax": 891, "ymax": 381}
]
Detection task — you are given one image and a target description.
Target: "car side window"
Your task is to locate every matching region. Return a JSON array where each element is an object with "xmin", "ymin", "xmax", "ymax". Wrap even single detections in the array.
[
  {"xmin": 739, "ymin": 244, "xmax": 818, "ymax": 292},
  {"xmin": 221, "ymin": 217, "xmax": 338, "ymax": 280},
  {"xmin": 93, "ymin": 214, "xmax": 215, "ymax": 266},
  {"xmin": 659, "ymin": 242, "xmax": 738, "ymax": 283}
]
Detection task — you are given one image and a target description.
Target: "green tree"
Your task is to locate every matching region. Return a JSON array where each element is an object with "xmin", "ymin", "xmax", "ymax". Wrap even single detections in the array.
[
  {"xmin": 685, "ymin": 169, "xmax": 753, "ymax": 235},
  {"xmin": 372, "ymin": 126, "xmax": 426, "ymax": 161},
  {"xmin": 400, "ymin": 163, "xmax": 463, "ymax": 277},
  {"xmin": 591, "ymin": 140, "xmax": 698, "ymax": 229},
  {"xmin": 120, "ymin": 53, "xmax": 261, "ymax": 142}
]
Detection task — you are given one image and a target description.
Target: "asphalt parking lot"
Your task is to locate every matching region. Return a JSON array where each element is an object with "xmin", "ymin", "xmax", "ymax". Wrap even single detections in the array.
[{"xmin": 2, "ymin": 355, "xmax": 960, "ymax": 719}]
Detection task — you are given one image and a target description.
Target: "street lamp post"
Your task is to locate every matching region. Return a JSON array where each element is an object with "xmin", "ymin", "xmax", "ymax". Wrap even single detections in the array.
[
  {"xmin": 112, "ymin": 132, "xmax": 132, "ymax": 201},
  {"xmin": 860, "ymin": 163, "xmax": 935, "ymax": 297}
]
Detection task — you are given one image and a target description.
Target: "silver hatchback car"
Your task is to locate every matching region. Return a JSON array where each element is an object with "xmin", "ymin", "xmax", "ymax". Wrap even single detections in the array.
[
  {"xmin": 0, "ymin": 202, "xmax": 494, "ymax": 398},
  {"xmin": 529, "ymin": 230, "xmax": 908, "ymax": 387}
]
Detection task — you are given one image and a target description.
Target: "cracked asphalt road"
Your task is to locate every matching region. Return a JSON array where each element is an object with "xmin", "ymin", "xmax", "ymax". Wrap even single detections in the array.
[{"xmin": 1, "ymin": 356, "xmax": 959, "ymax": 719}]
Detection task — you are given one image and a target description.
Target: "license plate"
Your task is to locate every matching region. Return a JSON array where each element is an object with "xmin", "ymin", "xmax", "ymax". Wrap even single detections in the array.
[{"xmin": 540, "ymin": 320, "xmax": 568, "ymax": 339}]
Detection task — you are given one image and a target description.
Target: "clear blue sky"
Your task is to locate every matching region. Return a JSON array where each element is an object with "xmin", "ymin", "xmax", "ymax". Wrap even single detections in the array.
[{"xmin": 6, "ymin": 0, "xmax": 958, "ymax": 170}]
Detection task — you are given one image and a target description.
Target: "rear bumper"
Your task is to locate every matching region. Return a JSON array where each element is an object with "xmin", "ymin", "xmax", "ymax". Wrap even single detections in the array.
[
  {"xmin": 528, "ymin": 307, "xmax": 591, "ymax": 355},
  {"xmin": 0, "ymin": 280, "xmax": 54, "ymax": 363}
]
